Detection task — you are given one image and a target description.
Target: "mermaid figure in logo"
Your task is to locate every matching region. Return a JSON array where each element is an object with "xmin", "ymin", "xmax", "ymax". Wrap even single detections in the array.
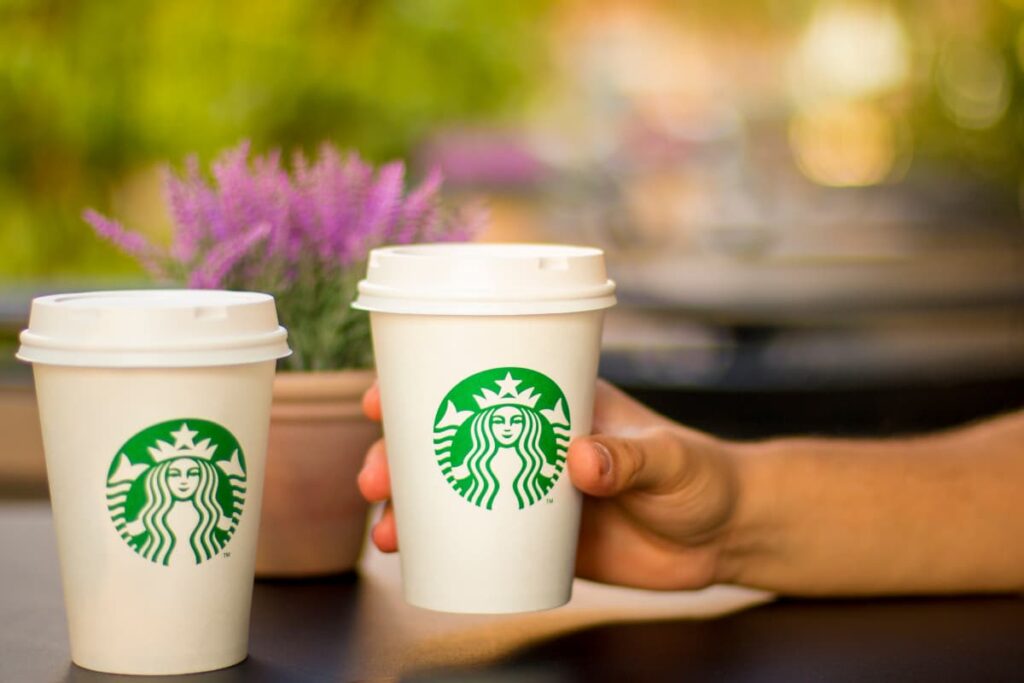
[
  {"xmin": 451, "ymin": 405, "xmax": 560, "ymax": 509},
  {"xmin": 126, "ymin": 457, "xmax": 232, "ymax": 566}
]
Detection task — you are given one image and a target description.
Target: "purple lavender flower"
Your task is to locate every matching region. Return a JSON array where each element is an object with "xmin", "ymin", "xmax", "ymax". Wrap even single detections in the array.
[
  {"xmin": 351, "ymin": 161, "xmax": 404, "ymax": 262},
  {"xmin": 393, "ymin": 166, "xmax": 442, "ymax": 245},
  {"xmin": 188, "ymin": 222, "xmax": 272, "ymax": 289},
  {"xmin": 82, "ymin": 209, "xmax": 164, "ymax": 277},
  {"xmin": 83, "ymin": 140, "xmax": 483, "ymax": 370}
]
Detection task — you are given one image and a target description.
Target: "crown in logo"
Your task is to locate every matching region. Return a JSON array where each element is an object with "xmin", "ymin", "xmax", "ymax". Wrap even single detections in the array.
[
  {"xmin": 474, "ymin": 372, "xmax": 541, "ymax": 410},
  {"xmin": 147, "ymin": 423, "xmax": 218, "ymax": 463}
]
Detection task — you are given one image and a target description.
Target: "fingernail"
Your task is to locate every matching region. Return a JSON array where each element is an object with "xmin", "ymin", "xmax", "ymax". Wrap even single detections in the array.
[{"xmin": 594, "ymin": 442, "xmax": 612, "ymax": 477}]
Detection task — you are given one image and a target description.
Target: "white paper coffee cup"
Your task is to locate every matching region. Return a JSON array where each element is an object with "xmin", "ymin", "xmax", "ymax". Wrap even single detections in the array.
[
  {"xmin": 17, "ymin": 290, "xmax": 290, "ymax": 675},
  {"xmin": 354, "ymin": 244, "xmax": 615, "ymax": 613}
]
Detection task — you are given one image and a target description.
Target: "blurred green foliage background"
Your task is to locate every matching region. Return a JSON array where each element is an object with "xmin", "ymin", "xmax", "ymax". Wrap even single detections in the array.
[
  {"xmin": 0, "ymin": 0, "xmax": 548, "ymax": 277},
  {"xmin": 3, "ymin": 0, "xmax": 1024, "ymax": 280}
]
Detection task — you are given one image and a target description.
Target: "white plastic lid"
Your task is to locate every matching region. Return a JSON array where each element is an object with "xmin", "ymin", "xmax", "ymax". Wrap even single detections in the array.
[
  {"xmin": 353, "ymin": 243, "xmax": 617, "ymax": 315},
  {"xmin": 17, "ymin": 290, "xmax": 291, "ymax": 368}
]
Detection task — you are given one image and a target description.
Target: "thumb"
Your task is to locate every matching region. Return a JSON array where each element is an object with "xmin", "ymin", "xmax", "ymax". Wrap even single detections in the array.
[{"xmin": 567, "ymin": 429, "xmax": 693, "ymax": 498}]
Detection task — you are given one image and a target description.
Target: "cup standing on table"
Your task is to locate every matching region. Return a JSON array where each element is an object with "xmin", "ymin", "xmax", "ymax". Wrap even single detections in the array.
[
  {"xmin": 354, "ymin": 244, "xmax": 616, "ymax": 613},
  {"xmin": 16, "ymin": 290, "xmax": 291, "ymax": 676}
]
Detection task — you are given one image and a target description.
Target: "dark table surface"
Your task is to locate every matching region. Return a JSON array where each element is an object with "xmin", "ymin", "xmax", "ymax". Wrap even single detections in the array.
[{"xmin": 3, "ymin": 502, "xmax": 1023, "ymax": 683}]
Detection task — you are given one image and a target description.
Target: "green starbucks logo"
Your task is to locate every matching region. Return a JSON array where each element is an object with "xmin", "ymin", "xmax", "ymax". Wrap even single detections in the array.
[
  {"xmin": 105, "ymin": 419, "xmax": 247, "ymax": 566},
  {"xmin": 433, "ymin": 367, "xmax": 571, "ymax": 511}
]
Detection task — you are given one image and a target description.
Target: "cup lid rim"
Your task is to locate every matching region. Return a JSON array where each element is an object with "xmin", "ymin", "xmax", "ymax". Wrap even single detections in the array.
[
  {"xmin": 30, "ymin": 289, "xmax": 275, "ymax": 309},
  {"xmin": 370, "ymin": 243, "xmax": 607, "ymax": 258},
  {"xmin": 354, "ymin": 243, "xmax": 617, "ymax": 315},
  {"xmin": 16, "ymin": 289, "xmax": 292, "ymax": 367}
]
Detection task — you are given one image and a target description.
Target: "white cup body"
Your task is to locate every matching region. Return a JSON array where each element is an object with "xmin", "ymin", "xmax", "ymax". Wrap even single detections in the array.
[
  {"xmin": 33, "ymin": 361, "xmax": 276, "ymax": 675},
  {"xmin": 371, "ymin": 310, "xmax": 604, "ymax": 613}
]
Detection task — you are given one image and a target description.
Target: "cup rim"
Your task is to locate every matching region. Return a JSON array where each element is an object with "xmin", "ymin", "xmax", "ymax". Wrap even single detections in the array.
[
  {"xmin": 16, "ymin": 289, "xmax": 292, "ymax": 368},
  {"xmin": 353, "ymin": 243, "xmax": 617, "ymax": 316}
]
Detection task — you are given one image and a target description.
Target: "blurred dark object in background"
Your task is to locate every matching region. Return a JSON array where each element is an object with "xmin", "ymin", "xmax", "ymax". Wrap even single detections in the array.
[
  {"xmin": 600, "ymin": 243, "xmax": 1024, "ymax": 438},
  {"xmin": 621, "ymin": 378, "xmax": 1024, "ymax": 440}
]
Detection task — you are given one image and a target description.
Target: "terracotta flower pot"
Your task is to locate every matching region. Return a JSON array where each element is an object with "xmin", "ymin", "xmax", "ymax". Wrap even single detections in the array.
[{"xmin": 256, "ymin": 369, "xmax": 379, "ymax": 577}]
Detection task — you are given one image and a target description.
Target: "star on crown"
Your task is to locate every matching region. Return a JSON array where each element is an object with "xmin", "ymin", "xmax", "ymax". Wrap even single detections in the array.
[
  {"xmin": 473, "ymin": 372, "xmax": 542, "ymax": 410},
  {"xmin": 147, "ymin": 423, "xmax": 218, "ymax": 463}
]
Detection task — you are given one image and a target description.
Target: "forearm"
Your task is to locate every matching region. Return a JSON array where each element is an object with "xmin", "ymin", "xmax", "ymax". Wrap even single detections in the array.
[{"xmin": 718, "ymin": 411, "xmax": 1024, "ymax": 596}]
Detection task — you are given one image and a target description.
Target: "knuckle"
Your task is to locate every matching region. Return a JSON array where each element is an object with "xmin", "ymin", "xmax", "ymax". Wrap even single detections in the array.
[
  {"xmin": 644, "ymin": 426, "xmax": 694, "ymax": 492},
  {"xmin": 617, "ymin": 436, "xmax": 649, "ymax": 489}
]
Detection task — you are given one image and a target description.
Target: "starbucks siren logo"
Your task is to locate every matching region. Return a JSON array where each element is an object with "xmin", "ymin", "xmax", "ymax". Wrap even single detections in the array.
[
  {"xmin": 106, "ymin": 419, "xmax": 247, "ymax": 566},
  {"xmin": 433, "ymin": 367, "xmax": 571, "ymax": 510}
]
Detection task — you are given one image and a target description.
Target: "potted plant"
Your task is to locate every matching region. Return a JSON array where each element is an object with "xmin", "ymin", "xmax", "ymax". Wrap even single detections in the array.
[{"xmin": 85, "ymin": 141, "xmax": 479, "ymax": 576}]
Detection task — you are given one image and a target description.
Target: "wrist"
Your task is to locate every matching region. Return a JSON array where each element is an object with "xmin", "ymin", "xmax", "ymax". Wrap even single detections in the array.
[{"xmin": 713, "ymin": 439, "xmax": 785, "ymax": 587}]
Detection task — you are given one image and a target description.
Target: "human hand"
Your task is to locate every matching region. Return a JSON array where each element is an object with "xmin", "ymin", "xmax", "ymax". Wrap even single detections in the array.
[{"xmin": 357, "ymin": 380, "xmax": 743, "ymax": 591}]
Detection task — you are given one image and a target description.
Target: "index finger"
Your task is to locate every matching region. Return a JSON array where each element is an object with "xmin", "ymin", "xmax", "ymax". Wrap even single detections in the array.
[{"xmin": 362, "ymin": 381, "xmax": 382, "ymax": 422}]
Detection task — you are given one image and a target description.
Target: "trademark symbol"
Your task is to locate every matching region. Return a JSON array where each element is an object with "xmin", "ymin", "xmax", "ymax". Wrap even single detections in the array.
[
  {"xmin": 546, "ymin": 498, "xmax": 554, "ymax": 504},
  {"xmin": 223, "ymin": 552, "xmax": 231, "ymax": 558}
]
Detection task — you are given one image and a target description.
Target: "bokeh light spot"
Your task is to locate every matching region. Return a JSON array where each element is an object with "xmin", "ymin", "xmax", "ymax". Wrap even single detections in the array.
[
  {"xmin": 937, "ymin": 40, "xmax": 1010, "ymax": 130},
  {"xmin": 791, "ymin": 1, "xmax": 910, "ymax": 105},
  {"xmin": 789, "ymin": 102, "xmax": 898, "ymax": 187}
]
